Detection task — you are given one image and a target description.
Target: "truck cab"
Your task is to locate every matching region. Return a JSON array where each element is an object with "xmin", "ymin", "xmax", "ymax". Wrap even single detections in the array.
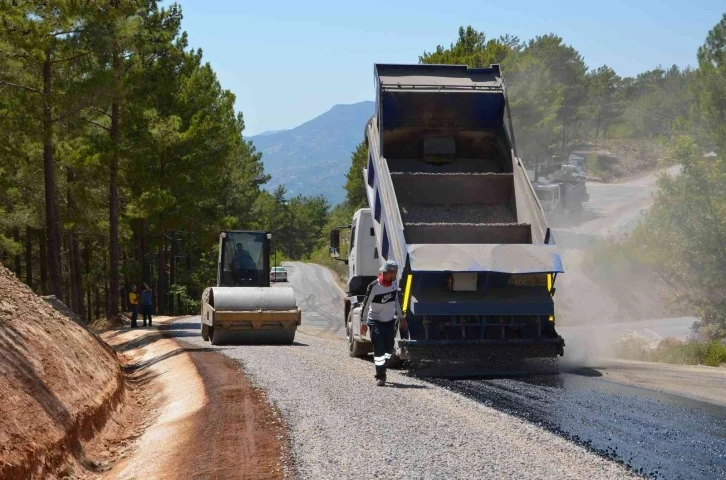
[{"xmin": 330, "ymin": 209, "xmax": 380, "ymax": 355}]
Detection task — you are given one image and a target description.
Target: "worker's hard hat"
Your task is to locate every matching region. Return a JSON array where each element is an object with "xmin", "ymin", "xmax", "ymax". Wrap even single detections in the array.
[{"xmin": 379, "ymin": 260, "xmax": 399, "ymax": 273}]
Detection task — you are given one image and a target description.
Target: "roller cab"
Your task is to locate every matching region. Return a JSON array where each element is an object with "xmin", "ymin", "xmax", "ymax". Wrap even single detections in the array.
[{"xmin": 201, "ymin": 230, "xmax": 301, "ymax": 345}]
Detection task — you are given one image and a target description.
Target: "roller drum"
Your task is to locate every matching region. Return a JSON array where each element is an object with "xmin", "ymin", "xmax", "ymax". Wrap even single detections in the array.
[
  {"xmin": 209, "ymin": 286, "xmax": 297, "ymax": 310},
  {"xmin": 202, "ymin": 286, "xmax": 300, "ymax": 345}
]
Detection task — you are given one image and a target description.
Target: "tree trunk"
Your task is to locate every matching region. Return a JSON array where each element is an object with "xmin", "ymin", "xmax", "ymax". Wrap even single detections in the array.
[
  {"xmin": 13, "ymin": 227, "xmax": 21, "ymax": 278},
  {"xmin": 101, "ymin": 235, "xmax": 109, "ymax": 317},
  {"xmin": 141, "ymin": 219, "xmax": 149, "ymax": 282},
  {"xmin": 39, "ymin": 231, "xmax": 47, "ymax": 295},
  {"xmin": 108, "ymin": 50, "xmax": 121, "ymax": 320},
  {"xmin": 84, "ymin": 241, "xmax": 91, "ymax": 323},
  {"xmin": 67, "ymin": 168, "xmax": 84, "ymax": 315},
  {"xmin": 43, "ymin": 50, "xmax": 63, "ymax": 300},
  {"xmin": 95, "ymin": 286, "xmax": 101, "ymax": 320},
  {"xmin": 158, "ymin": 232, "xmax": 167, "ymax": 315},
  {"xmin": 139, "ymin": 219, "xmax": 148, "ymax": 282},
  {"xmin": 72, "ymin": 232, "xmax": 84, "ymax": 316},
  {"xmin": 157, "ymin": 144, "xmax": 167, "ymax": 314},
  {"xmin": 169, "ymin": 231, "xmax": 176, "ymax": 315},
  {"xmin": 25, "ymin": 227, "xmax": 33, "ymax": 289},
  {"xmin": 122, "ymin": 251, "xmax": 127, "ymax": 313},
  {"xmin": 65, "ymin": 234, "xmax": 76, "ymax": 312}
]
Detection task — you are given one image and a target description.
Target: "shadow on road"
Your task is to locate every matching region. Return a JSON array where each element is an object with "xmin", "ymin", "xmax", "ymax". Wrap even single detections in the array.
[
  {"xmin": 113, "ymin": 329, "xmax": 200, "ymax": 352},
  {"xmin": 164, "ymin": 322, "xmax": 200, "ymax": 331},
  {"xmin": 121, "ymin": 347, "xmax": 217, "ymax": 373},
  {"xmin": 561, "ymin": 366, "xmax": 603, "ymax": 378},
  {"xmin": 387, "ymin": 382, "xmax": 428, "ymax": 389},
  {"xmin": 215, "ymin": 341, "xmax": 310, "ymax": 347}
]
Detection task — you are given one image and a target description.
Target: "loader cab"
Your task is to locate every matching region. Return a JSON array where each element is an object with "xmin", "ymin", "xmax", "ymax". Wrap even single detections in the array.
[
  {"xmin": 218, "ymin": 230, "xmax": 271, "ymax": 288},
  {"xmin": 329, "ymin": 208, "xmax": 379, "ymax": 296}
]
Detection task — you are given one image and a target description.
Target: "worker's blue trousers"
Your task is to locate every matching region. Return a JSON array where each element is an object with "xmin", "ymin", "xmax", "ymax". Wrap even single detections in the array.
[{"xmin": 370, "ymin": 320, "xmax": 395, "ymax": 378}]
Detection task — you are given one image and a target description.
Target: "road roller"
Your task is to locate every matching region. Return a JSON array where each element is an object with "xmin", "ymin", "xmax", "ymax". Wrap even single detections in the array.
[{"xmin": 200, "ymin": 230, "xmax": 301, "ymax": 345}]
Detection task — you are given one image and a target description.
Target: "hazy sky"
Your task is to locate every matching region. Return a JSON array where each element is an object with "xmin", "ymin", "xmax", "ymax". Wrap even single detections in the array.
[{"xmin": 177, "ymin": 0, "xmax": 724, "ymax": 136}]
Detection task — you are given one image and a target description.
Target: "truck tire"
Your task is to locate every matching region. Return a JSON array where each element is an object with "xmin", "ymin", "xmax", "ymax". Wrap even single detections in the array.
[
  {"xmin": 387, "ymin": 354, "xmax": 403, "ymax": 369},
  {"xmin": 347, "ymin": 318, "xmax": 371, "ymax": 358},
  {"xmin": 201, "ymin": 322, "xmax": 210, "ymax": 341}
]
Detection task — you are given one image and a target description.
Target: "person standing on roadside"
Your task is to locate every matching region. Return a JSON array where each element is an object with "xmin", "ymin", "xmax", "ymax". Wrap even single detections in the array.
[
  {"xmin": 141, "ymin": 283, "xmax": 153, "ymax": 327},
  {"xmin": 129, "ymin": 284, "xmax": 139, "ymax": 328},
  {"xmin": 361, "ymin": 260, "xmax": 407, "ymax": 386}
]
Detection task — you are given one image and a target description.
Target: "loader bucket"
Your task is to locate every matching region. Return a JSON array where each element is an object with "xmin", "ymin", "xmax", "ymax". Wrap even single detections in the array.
[{"xmin": 201, "ymin": 286, "xmax": 301, "ymax": 345}]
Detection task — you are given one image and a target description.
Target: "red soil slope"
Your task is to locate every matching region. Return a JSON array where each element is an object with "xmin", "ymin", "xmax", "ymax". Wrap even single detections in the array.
[{"xmin": 0, "ymin": 264, "xmax": 123, "ymax": 479}]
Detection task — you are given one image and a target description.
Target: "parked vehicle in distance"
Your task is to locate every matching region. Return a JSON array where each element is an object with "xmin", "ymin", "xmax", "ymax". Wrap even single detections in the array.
[
  {"xmin": 533, "ymin": 157, "xmax": 589, "ymax": 215},
  {"xmin": 270, "ymin": 266, "xmax": 288, "ymax": 282}
]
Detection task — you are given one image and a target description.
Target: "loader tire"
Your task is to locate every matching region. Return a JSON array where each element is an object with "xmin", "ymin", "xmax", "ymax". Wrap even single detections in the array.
[{"xmin": 201, "ymin": 322, "xmax": 210, "ymax": 341}]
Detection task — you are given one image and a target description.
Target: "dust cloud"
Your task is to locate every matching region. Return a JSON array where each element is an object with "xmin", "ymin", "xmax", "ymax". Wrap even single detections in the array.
[{"xmin": 549, "ymin": 210, "xmax": 685, "ymax": 369}]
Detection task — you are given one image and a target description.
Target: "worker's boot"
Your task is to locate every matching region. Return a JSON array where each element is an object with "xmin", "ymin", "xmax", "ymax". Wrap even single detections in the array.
[{"xmin": 376, "ymin": 374, "xmax": 386, "ymax": 387}]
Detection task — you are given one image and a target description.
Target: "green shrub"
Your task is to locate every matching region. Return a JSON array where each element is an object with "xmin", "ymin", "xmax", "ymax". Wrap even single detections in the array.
[
  {"xmin": 702, "ymin": 341, "xmax": 726, "ymax": 367},
  {"xmin": 614, "ymin": 336, "xmax": 726, "ymax": 367},
  {"xmin": 169, "ymin": 284, "xmax": 201, "ymax": 315},
  {"xmin": 612, "ymin": 336, "xmax": 651, "ymax": 361}
]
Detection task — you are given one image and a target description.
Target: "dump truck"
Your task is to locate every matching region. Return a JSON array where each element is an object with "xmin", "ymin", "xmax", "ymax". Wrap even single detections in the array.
[
  {"xmin": 532, "ymin": 158, "xmax": 589, "ymax": 215},
  {"xmin": 329, "ymin": 63, "xmax": 565, "ymax": 364},
  {"xmin": 201, "ymin": 230, "xmax": 301, "ymax": 345}
]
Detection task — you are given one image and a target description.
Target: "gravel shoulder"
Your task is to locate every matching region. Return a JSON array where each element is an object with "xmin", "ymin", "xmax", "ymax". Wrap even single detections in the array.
[
  {"xmin": 99, "ymin": 317, "xmax": 291, "ymax": 480},
  {"xmin": 178, "ymin": 318, "xmax": 634, "ymax": 480}
]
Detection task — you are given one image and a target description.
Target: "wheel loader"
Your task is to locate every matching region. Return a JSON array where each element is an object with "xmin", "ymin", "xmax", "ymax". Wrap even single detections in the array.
[{"xmin": 200, "ymin": 230, "xmax": 301, "ymax": 345}]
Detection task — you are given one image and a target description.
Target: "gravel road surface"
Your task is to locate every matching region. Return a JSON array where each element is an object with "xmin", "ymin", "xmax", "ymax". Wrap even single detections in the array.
[
  {"xmin": 551, "ymin": 166, "xmax": 680, "ymax": 249},
  {"xmin": 177, "ymin": 320, "xmax": 635, "ymax": 480},
  {"xmin": 277, "ymin": 262, "xmax": 345, "ymax": 339}
]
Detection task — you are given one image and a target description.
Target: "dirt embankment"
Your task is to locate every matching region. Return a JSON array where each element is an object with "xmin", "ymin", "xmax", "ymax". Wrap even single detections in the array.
[
  {"xmin": 0, "ymin": 264, "xmax": 124, "ymax": 479},
  {"xmin": 0, "ymin": 262, "xmax": 291, "ymax": 479}
]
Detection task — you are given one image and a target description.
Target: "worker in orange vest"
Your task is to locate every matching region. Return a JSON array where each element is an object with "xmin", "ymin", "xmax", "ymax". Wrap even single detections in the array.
[{"xmin": 129, "ymin": 284, "xmax": 139, "ymax": 328}]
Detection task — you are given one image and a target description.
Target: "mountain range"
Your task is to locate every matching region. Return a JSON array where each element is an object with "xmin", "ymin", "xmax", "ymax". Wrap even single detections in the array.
[{"xmin": 247, "ymin": 101, "xmax": 374, "ymax": 205}]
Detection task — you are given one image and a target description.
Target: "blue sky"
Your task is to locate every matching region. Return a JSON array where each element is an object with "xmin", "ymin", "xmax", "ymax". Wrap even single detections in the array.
[{"xmin": 177, "ymin": 0, "xmax": 724, "ymax": 136}]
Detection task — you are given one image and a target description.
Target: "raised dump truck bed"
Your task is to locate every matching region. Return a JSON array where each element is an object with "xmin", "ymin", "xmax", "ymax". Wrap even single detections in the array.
[{"xmin": 359, "ymin": 63, "xmax": 565, "ymax": 359}]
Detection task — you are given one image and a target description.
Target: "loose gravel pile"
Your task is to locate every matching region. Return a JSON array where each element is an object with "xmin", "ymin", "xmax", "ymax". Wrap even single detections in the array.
[
  {"xmin": 389, "ymin": 157, "xmax": 503, "ymax": 174},
  {"xmin": 400, "ymin": 203, "xmax": 517, "ymax": 224}
]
